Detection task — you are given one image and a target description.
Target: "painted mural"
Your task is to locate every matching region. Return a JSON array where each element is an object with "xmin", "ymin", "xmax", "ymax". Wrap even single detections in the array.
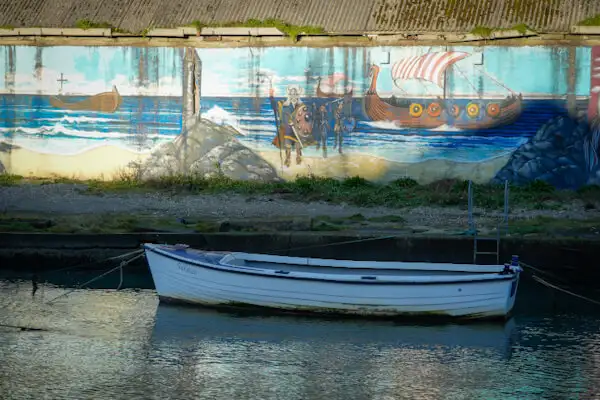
[{"xmin": 0, "ymin": 45, "xmax": 599, "ymax": 188}]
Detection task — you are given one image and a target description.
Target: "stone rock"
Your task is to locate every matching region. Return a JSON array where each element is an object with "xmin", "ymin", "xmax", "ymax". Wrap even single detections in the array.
[
  {"xmin": 0, "ymin": 160, "xmax": 4, "ymax": 174},
  {"xmin": 137, "ymin": 119, "xmax": 280, "ymax": 182},
  {"xmin": 0, "ymin": 142, "xmax": 17, "ymax": 153},
  {"xmin": 492, "ymin": 115, "xmax": 599, "ymax": 189}
]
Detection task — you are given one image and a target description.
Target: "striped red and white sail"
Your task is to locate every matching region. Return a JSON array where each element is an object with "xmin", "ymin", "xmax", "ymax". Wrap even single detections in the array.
[{"xmin": 391, "ymin": 51, "xmax": 470, "ymax": 89}]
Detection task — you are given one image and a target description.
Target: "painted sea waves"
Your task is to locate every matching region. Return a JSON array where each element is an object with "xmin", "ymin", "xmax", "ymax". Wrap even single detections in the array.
[
  {"xmin": 0, "ymin": 94, "xmax": 578, "ymax": 163},
  {"xmin": 0, "ymin": 95, "xmax": 181, "ymax": 155}
]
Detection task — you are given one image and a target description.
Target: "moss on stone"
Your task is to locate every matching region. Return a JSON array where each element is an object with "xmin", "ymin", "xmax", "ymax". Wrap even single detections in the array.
[
  {"xmin": 470, "ymin": 24, "xmax": 533, "ymax": 38},
  {"xmin": 578, "ymin": 14, "xmax": 600, "ymax": 27},
  {"xmin": 75, "ymin": 19, "xmax": 113, "ymax": 30},
  {"xmin": 187, "ymin": 18, "xmax": 325, "ymax": 41}
]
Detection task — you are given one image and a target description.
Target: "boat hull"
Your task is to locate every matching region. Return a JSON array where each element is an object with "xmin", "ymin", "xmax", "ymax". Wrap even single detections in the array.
[
  {"xmin": 49, "ymin": 87, "xmax": 123, "ymax": 113},
  {"xmin": 144, "ymin": 245, "xmax": 521, "ymax": 320},
  {"xmin": 363, "ymin": 93, "xmax": 523, "ymax": 130}
]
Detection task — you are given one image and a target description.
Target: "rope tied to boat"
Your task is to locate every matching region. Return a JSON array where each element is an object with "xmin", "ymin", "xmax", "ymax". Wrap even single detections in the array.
[
  {"xmin": 45, "ymin": 252, "xmax": 145, "ymax": 305},
  {"xmin": 531, "ymin": 275, "xmax": 600, "ymax": 307},
  {"xmin": 520, "ymin": 261, "xmax": 600, "ymax": 307},
  {"xmin": 39, "ymin": 248, "xmax": 145, "ymax": 275},
  {"xmin": 272, "ymin": 234, "xmax": 400, "ymax": 254}
]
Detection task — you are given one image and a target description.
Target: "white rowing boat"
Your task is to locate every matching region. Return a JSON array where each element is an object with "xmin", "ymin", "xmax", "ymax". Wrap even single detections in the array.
[{"xmin": 143, "ymin": 243, "xmax": 522, "ymax": 320}]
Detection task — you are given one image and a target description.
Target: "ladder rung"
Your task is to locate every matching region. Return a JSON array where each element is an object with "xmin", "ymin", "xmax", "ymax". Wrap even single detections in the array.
[{"xmin": 475, "ymin": 251, "xmax": 498, "ymax": 255}]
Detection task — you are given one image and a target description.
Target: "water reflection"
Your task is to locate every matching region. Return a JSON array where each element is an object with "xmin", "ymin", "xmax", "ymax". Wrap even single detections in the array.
[{"xmin": 1, "ymin": 280, "xmax": 600, "ymax": 399}]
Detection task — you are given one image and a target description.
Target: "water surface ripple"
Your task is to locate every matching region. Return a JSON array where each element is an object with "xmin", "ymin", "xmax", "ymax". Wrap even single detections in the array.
[{"xmin": 1, "ymin": 279, "xmax": 599, "ymax": 400}]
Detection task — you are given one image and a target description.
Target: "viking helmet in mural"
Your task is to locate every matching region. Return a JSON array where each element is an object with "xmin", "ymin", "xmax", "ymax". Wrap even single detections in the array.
[{"xmin": 285, "ymin": 85, "xmax": 303, "ymax": 106}]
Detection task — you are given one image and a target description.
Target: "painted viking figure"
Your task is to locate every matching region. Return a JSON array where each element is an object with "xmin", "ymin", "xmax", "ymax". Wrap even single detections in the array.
[
  {"xmin": 332, "ymin": 93, "xmax": 356, "ymax": 154},
  {"xmin": 312, "ymin": 103, "xmax": 329, "ymax": 158},
  {"xmin": 269, "ymin": 85, "xmax": 315, "ymax": 167}
]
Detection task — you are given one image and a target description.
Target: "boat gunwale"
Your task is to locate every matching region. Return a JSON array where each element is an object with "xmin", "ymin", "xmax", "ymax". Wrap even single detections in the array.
[
  {"xmin": 223, "ymin": 252, "xmax": 509, "ymax": 273},
  {"xmin": 144, "ymin": 244, "xmax": 521, "ymax": 286}
]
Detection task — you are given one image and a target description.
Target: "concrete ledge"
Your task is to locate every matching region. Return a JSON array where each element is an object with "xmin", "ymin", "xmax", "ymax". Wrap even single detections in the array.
[
  {"xmin": 0, "ymin": 29, "xmax": 18, "ymax": 36},
  {"xmin": 182, "ymin": 27, "xmax": 197, "ymax": 36},
  {"xmin": 538, "ymin": 34, "xmax": 566, "ymax": 40},
  {"xmin": 571, "ymin": 26, "xmax": 600, "ymax": 35},
  {"xmin": 145, "ymin": 28, "xmax": 185, "ymax": 37},
  {"xmin": 1, "ymin": 31, "xmax": 600, "ymax": 46},
  {"xmin": 42, "ymin": 28, "xmax": 111, "ymax": 36},
  {"xmin": 491, "ymin": 29, "xmax": 537, "ymax": 39},
  {"xmin": 445, "ymin": 33, "xmax": 481, "ymax": 42},
  {"xmin": 15, "ymin": 28, "xmax": 42, "ymax": 35}
]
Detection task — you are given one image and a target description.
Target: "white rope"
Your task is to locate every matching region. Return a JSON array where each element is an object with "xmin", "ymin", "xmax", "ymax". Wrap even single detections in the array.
[
  {"xmin": 274, "ymin": 234, "xmax": 400, "ymax": 254},
  {"xmin": 117, "ymin": 262, "xmax": 124, "ymax": 291}
]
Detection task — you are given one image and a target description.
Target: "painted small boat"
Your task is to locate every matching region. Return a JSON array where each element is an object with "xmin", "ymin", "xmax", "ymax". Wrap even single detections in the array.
[
  {"xmin": 49, "ymin": 85, "xmax": 123, "ymax": 113},
  {"xmin": 143, "ymin": 243, "xmax": 522, "ymax": 320},
  {"xmin": 316, "ymin": 74, "xmax": 354, "ymax": 98}
]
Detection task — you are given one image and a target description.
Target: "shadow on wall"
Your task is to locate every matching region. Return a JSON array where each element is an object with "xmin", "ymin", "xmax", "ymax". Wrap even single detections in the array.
[{"xmin": 492, "ymin": 112, "xmax": 600, "ymax": 189}]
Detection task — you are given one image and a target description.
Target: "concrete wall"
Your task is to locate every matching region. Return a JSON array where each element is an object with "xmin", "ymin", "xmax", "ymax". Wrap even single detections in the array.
[{"xmin": 1, "ymin": 44, "xmax": 599, "ymax": 188}]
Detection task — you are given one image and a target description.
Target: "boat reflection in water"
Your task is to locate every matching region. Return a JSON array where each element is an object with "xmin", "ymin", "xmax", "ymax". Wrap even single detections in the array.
[{"xmin": 150, "ymin": 303, "xmax": 518, "ymax": 359}]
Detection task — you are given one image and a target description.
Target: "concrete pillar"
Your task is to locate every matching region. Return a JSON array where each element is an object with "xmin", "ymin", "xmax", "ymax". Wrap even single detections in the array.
[
  {"xmin": 182, "ymin": 47, "xmax": 201, "ymax": 130},
  {"xmin": 589, "ymin": 46, "xmax": 600, "ymax": 122}
]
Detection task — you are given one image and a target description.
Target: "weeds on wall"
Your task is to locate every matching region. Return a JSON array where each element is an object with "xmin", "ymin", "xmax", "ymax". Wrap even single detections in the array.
[
  {"xmin": 74, "ymin": 19, "xmax": 131, "ymax": 34},
  {"xmin": 188, "ymin": 18, "xmax": 326, "ymax": 42},
  {"xmin": 470, "ymin": 24, "xmax": 533, "ymax": 38},
  {"xmin": 578, "ymin": 14, "xmax": 600, "ymax": 26}
]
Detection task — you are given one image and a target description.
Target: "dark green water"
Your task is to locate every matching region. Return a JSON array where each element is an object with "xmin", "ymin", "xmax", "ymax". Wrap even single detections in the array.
[{"xmin": 1, "ymin": 274, "xmax": 599, "ymax": 400}]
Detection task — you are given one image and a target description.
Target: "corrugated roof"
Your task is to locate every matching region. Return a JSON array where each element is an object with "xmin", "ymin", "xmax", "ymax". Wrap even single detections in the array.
[{"xmin": 0, "ymin": 0, "xmax": 599, "ymax": 34}]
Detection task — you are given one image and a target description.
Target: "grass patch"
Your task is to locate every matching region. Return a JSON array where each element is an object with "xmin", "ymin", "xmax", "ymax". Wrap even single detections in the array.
[
  {"xmin": 194, "ymin": 220, "xmax": 221, "ymax": 233},
  {"xmin": 578, "ymin": 14, "xmax": 600, "ymax": 26},
  {"xmin": 310, "ymin": 221, "xmax": 344, "ymax": 231},
  {"xmin": 471, "ymin": 26, "xmax": 494, "ymax": 38},
  {"xmin": 510, "ymin": 23, "xmax": 531, "ymax": 35},
  {"xmin": 74, "ymin": 19, "xmax": 131, "ymax": 34},
  {"xmin": 0, "ymin": 173, "xmax": 23, "ymax": 186},
  {"xmin": 368, "ymin": 215, "xmax": 405, "ymax": 223},
  {"xmin": 510, "ymin": 216, "xmax": 600, "ymax": 237},
  {"xmin": 188, "ymin": 18, "xmax": 325, "ymax": 41},
  {"xmin": 75, "ymin": 19, "xmax": 113, "ymax": 30},
  {"xmin": 0, "ymin": 213, "xmax": 193, "ymax": 234},
  {"xmin": 4, "ymin": 174, "xmax": 600, "ymax": 212}
]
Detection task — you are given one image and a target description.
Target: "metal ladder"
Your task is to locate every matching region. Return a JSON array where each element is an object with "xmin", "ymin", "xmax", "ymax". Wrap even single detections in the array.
[{"xmin": 468, "ymin": 180, "xmax": 510, "ymax": 265}]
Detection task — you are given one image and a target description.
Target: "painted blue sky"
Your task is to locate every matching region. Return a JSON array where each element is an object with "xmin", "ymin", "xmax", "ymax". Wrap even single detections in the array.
[
  {"xmin": 197, "ymin": 46, "xmax": 592, "ymax": 98},
  {"xmin": 0, "ymin": 45, "xmax": 593, "ymax": 98},
  {"xmin": 0, "ymin": 46, "xmax": 182, "ymax": 96}
]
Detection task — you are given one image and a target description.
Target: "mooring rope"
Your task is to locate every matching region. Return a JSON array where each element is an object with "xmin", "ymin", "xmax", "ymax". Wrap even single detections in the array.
[
  {"xmin": 272, "ymin": 234, "xmax": 400, "ymax": 254},
  {"xmin": 40, "ymin": 248, "xmax": 144, "ymax": 275},
  {"xmin": 45, "ymin": 252, "xmax": 145, "ymax": 305},
  {"xmin": 519, "ymin": 261, "xmax": 568, "ymax": 283},
  {"xmin": 531, "ymin": 275, "xmax": 600, "ymax": 307}
]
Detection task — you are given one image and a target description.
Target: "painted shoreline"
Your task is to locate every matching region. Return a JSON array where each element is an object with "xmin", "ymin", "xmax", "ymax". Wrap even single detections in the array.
[{"xmin": 0, "ymin": 144, "xmax": 511, "ymax": 183}]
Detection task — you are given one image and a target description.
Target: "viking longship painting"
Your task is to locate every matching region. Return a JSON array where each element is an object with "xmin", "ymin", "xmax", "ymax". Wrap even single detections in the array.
[
  {"xmin": 363, "ymin": 51, "xmax": 523, "ymax": 130},
  {"xmin": 316, "ymin": 74, "xmax": 354, "ymax": 98},
  {"xmin": 50, "ymin": 85, "xmax": 123, "ymax": 113}
]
